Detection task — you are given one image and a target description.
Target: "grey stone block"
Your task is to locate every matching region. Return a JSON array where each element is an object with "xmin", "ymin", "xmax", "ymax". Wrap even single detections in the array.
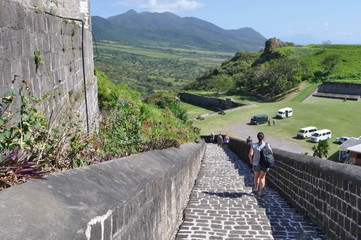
[
  {"xmin": 15, "ymin": 4, "xmax": 26, "ymax": 29},
  {"xmin": 103, "ymin": 216, "xmax": 112, "ymax": 240},
  {"xmin": 89, "ymin": 222, "xmax": 102, "ymax": 240},
  {"xmin": 11, "ymin": 30, "xmax": 23, "ymax": 57},
  {"xmin": 0, "ymin": 2, "xmax": 5, "ymax": 28},
  {"xmin": 2, "ymin": 30, "xmax": 12, "ymax": 57},
  {"xmin": 3, "ymin": 67, "xmax": 14, "ymax": 90}
]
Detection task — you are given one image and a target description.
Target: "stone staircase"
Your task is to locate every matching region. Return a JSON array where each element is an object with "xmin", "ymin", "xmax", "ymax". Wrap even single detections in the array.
[{"xmin": 175, "ymin": 144, "xmax": 329, "ymax": 240}]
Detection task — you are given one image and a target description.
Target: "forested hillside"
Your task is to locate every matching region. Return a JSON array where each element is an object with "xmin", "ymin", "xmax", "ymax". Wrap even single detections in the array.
[
  {"xmin": 186, "ymin": 38, "xmax": 361, "ymax": 99},
  {"xmin": 92, "ymin": 10, "xmax": 266, "ymax": 52}
]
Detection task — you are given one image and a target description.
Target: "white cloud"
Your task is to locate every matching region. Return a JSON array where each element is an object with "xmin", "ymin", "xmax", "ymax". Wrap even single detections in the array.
[
  {"xmin": 335, "ymin": 31, "xmax": 355, "ymax": 36},
  {"xmin": 117, "ymin": 0, "xmax": 204, "ymax": 13},
  {"xmin": 321, "ymin": 22, "xmax": 331, "ymax": 31},
  {"xmin": 305, "ymin": 26, "xmax": 315, "ymax": 32}
]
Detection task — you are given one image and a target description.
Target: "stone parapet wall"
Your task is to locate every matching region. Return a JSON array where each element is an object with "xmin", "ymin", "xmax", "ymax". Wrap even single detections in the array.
[
  {"xmin": 0, "ymin": 0, "xmax": 98, "ymax": 130},
  {"xmin": 223, "ymin": 137, "xmax": 361, "ymax": 240},
  {"xmin": 0, "ymin": 141, "xmax": 206, "ymax": 240},
  {"xmin": 179, "ymin": 92, "xmax": 244, "ymax": 110}
]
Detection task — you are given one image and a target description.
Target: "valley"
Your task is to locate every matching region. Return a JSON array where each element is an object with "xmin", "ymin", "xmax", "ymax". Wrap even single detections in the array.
[{"xmin": 94, "ymin": 40, "xmax": 234, "ymax": 95}]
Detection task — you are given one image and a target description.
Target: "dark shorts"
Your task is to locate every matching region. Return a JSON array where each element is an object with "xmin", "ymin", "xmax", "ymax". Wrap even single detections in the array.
[{"xmin": 253, "ymin": 165, "xmax": 270, "ymax": 173}]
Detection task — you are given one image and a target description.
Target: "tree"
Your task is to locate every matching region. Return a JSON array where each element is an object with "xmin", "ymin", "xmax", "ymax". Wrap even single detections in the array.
[
  {"xmin": 322, "ymin": 40, "xmax": 332, "ymax": 49},
  {"xmin": 321, "ymin": 54, "xmax": 340, "ymax": 75},
  {"xmin": 312, "ymin": 140, "xmax": 330, "ymax": 158}
]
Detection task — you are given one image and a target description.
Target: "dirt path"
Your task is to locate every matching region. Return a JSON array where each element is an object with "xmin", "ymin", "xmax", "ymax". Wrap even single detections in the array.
[{"xmin": 214, "ymin": 122, "xmax": 311, "ymax": 155}]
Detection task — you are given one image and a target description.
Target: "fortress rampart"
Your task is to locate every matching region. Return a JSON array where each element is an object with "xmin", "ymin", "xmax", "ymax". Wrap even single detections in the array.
[{"xmin": 0, "ymin": 0, "xmax": 98, "ymax": 131}]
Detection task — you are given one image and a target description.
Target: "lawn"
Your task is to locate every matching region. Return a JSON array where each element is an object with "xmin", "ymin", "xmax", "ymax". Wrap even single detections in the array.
[
  {"xmin": 181, "ymin": 102, "xmax": 215, "ymax": 118},
  {"xmin": 188, "ymin": 82, "xmax": 361, "ymax": 161}
]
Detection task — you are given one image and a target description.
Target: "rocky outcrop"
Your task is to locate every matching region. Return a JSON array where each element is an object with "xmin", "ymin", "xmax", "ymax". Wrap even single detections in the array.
[{"xmin": 253, "ymin": 38, "xmax": 294, "ymax": 65}]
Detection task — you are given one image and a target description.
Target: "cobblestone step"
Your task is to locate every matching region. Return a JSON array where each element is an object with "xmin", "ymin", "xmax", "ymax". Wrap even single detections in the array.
[{"xmin": 175, "ymin": 144, "xmax": 329, "ymax": 240}]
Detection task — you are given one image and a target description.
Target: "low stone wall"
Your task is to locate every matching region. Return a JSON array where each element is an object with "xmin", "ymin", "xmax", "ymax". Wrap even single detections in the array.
[
  {"xmin": 318, "ymin": 82, "xmax": 361, "ymax": 96},
  {"xmin": 0, "ymin": 141, "xmax": 206, "ymax": 240},
  {"xmin": 179, "ymin": 92, "xmax": 244, "ymax": 110},
  {"xmin": 225, "ymin": 137, "xmax": 361, "ymax": 240}
]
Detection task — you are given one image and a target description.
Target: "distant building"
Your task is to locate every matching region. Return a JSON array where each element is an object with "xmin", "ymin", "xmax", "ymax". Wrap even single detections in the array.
[
  {"xmin": 346, "ymin": 144, "xmax": 361, "ymax": 166},
  {"xmin": 338, "ymin": 138, "xmax": 361, "ymax": 165}
]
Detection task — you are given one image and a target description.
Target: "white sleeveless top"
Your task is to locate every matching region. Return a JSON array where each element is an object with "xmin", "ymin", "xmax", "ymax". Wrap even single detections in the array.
[{"xmin": 251, "ymin": 142, "xmax": 265, "ymax": 166}]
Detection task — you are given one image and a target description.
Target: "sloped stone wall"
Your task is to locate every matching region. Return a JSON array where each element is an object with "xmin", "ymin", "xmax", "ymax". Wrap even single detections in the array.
[{"xmin": 0, "ymin": 0, "xmax": 98, "ymax": 130}]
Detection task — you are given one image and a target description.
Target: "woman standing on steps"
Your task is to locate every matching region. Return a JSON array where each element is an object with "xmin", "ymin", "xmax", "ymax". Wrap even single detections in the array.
[{"xmin": 248, "ymin": 132, "xmax": 270, "ymax": 197}]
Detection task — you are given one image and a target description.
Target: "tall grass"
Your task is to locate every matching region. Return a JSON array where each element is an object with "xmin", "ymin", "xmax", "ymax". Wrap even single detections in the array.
[{"xmin": 276, "ymin": 44, "xmax": 361, "ymax": 82}]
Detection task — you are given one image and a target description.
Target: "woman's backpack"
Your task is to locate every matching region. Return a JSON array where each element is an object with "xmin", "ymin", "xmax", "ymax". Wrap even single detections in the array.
[{"xmin": 260, "ymin": 143, "xmax": 275, "ymax": 168}]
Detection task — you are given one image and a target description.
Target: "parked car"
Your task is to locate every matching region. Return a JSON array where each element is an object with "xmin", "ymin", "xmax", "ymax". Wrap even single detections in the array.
[
  {"xmin": 335, "ymin": 136, "xmax": 350, "ymax": 144},
  {"xmin": 250, "ymin": 114, "xmax": 268, "ymax": 125},
  {"xmin": 310, "ymin": 129, "xmax": 332, "ymax": 142},
  {"xmin": 276, "ymin": 107, "xmax": 293, "ymax": 119},
  {"xmin": 297, "ymin": 126, "xmax": 318, "ymax": 139}
]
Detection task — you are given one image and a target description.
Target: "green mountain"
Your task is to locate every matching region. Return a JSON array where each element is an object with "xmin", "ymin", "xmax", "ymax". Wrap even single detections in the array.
[
  {"xmin": 92, "ymin": 10, "xmax": 266, "ymax": 52},
  {"xmin": 186, "ymin": 38, "xmax": 361, "ymax": 99}
]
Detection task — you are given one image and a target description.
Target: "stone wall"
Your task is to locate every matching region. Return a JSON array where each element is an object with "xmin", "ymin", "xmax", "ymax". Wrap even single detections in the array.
[
  {"xmin": 179, "ymin": 92, "xmax": 244, "ymax": 110},
  {"xmin": 0, "ymin": 0, "xmax": 98, "ymax": 131},
  {"xmin": 223, "ymin": 137, "xmax": 361, "ymax": 240},
  {"xmin": 0, "ymin": 141, "xmax": 206, "ymax": 240},
  {"xmin": 318, "ymin": 82, "xmax": 361, "ymax": 96}
]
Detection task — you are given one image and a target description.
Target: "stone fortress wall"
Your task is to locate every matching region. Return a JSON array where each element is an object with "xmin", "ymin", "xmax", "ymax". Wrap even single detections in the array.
[
  {"xmin": 314, "ymin": 82, "xmax": 361, "ymax": 101},
  {"xmin": 0, "ymin": 0, "xmax": 99, "ymax": 131},
  {"xmin": 179, "ymin": 92, "xmax": 245, "ymax": 110},
  {"xmin": 318, "ymin": 82, "xmax": 361, "ymax": 96}
]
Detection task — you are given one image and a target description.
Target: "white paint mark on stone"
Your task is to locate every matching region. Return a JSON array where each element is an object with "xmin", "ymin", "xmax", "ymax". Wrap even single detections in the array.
[{"xmin": 85, "ymin": 210, "xmax": 113, "ymax": 240}]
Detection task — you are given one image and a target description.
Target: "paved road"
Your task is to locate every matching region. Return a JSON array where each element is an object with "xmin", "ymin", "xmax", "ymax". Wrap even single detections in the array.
[{"xmin": 175, "ymin": 144, "xmax": 328, "ymax": 240}]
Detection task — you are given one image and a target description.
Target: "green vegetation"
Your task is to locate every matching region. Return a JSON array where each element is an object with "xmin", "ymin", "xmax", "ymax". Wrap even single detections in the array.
[
  {"xmin": 96, "ymin": 70, "xmax": 141, "ymax": 109},
  {"xmin": 186, "ymin": 39, "xmax": 361, "ymax": 99},
  {"xmin": 0, "ymin": 71, "xmax": 199, "ymax": 190},
  {"xmin": 277, "ymin": 44, "xmax": 361, "ymax": 81},
  {"xmin": 94, "ymin": 40, "xmax": 233, "ymax": 95},
  {"xmin": 143, "ymin": 91, "xmax": 188, "ymax": 123},
  {"xmin": 190, "ymin": 82, "xmax": 361, "ymax": 161},
  {"xmin": 313, "ymin": 140, "xmax": 330, "ymax": 159},
  {"xmin": 34, "ymin": 49, "xmax": 43, "ymax": 71}
]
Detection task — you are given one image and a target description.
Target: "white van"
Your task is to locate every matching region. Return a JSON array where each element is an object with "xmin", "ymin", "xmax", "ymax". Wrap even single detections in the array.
[
  {"xmin": 297, "ymin": 126, "xmax": 318, "ymax": 139},
  {"xmin": 276, "ymin": 107, "xmax": 293, "ymax": 119},
  {"xmin": 310, "ymin": 129, "xmax": 332, "ymax": 142}
]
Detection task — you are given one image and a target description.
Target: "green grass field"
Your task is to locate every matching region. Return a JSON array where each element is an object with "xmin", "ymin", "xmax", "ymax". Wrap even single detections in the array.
[
  {"xmin": 277, "ymin": 44, "xmax": 361, "ymax": 82},
  {"xmin": 180, "ymin": 102, "xmax": 215, "ymax": 118},
  {"xmin": 185, "ymin": 82, "xmax": 361, "ymax": 160}
]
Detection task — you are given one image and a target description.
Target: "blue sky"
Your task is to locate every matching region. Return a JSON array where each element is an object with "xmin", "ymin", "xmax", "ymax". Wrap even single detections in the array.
[{"xmin": 90, "ymin": 0, "xmax": 361, "ymax": 45}]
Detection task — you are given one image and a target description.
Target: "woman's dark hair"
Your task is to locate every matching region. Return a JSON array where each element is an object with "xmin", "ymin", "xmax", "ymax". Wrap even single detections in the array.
[{"xmin": 257, "ymin": 132, "xmax": 264, "ymax": 142}]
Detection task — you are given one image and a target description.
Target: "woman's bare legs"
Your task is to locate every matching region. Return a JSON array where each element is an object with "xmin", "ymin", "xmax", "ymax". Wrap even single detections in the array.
[
  {"xmin": 253, "ymin": 171, "xmax": 260, "ymax": 192},
  {"xmin": 258, "ymin": 171, "xmax": 267, "ymax": 196}
]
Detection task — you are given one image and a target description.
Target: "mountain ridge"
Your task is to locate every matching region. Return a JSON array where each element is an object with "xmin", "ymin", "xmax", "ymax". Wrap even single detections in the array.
[{"xmin": 92, "ymin": 10, "xmax": 266, "ymax": 52}]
